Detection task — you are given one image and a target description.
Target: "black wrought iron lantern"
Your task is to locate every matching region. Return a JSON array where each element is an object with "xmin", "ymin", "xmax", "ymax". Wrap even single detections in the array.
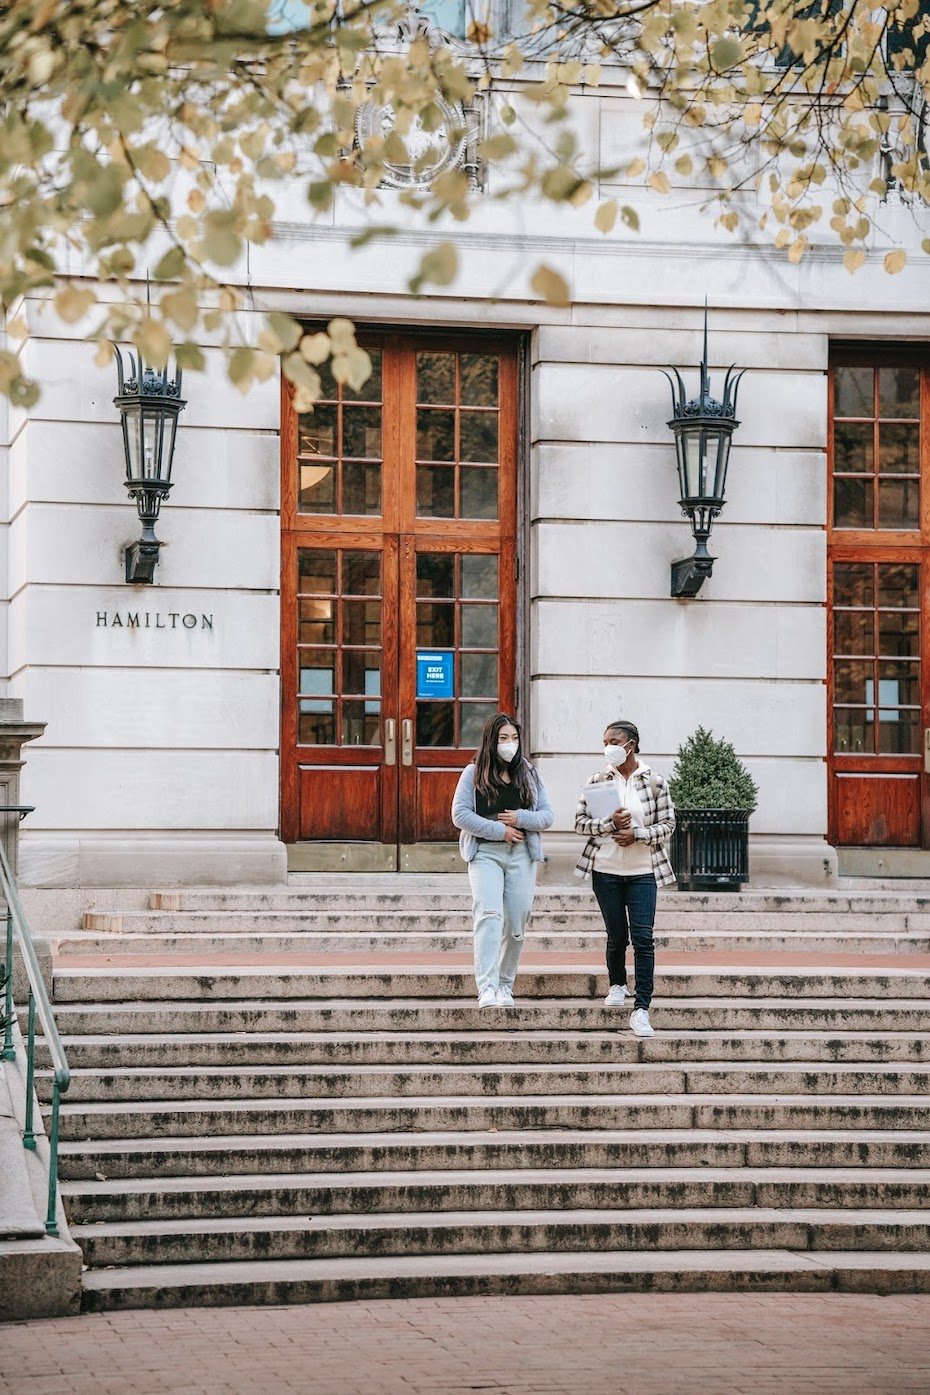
[
  {"xmin": 113, "ymin": 347, "xmax": 187, "ymax": 584},
  {"xmin": 662, "ymin": 311, "xmax": 745, "ymax": 598}
]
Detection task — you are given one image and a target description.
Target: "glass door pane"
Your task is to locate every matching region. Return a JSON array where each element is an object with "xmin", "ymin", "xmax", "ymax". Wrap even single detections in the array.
[
  {"xmin": 296, "ymin": 547, "xmax": 383, "ymax": 747},
  {"xmin": 415, "ymin": 351, "xmax": 501, "ymax": 521},
  {"xmin": 414, "ymin": 550, "xmax": 500, "ymax": 747},
  {"xmin": 832, "ymin": 560, "xmax": 921, "ymax": 756},
  {"xmin": 297, "ymin": 351, "xmax": 383, "ymax": 516}
]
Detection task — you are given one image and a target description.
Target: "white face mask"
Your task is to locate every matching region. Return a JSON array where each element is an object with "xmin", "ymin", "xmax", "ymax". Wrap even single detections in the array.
[
  {"xmin": 604, "ymin": 741, "xmax": 631, "ymax": 767},
  {"xmin": 497, "ymin": 741, "xmax": 519, "ymax": 763}
]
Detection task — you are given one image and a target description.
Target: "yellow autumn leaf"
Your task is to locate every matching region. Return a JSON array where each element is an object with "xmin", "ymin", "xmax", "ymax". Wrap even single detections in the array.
[
  {"xmin": 54, "ymin": 285, "xmax": 96, "ymax": 324},
  {"xmin": 787, "ymin": 237, "xmax": 808, "ymax": 265},
  {"xmin": 844, "ymin": 249, "xmax": 867, "ymax": 274},
  {"xmin": 594, "ymin": 201, "xmax": 618, "ymax": 234},
  {"xmin": 328, "ymin": 318, "xmax": 358, "ymax": 350},
  {"xmin": 884, "ymin": 249, "xmax": 907, "ymax": 274},
  {"xmin": 161, "ymin": 289, "xmax": 199, "ymax": 333},
  {"xmin": 648, "ymin": 171, "xmax": 671, "ymax": 194},
  {"xmin": 300, "ymin": 333, "xmax": 331, "ymax": 365},
  {"xmin": 332, "ymin": 345, "xmax": 372, "ymax": 391},
  {"xmin": 530, "ymin": 265, "xmax": 571, "ymax": 307},
  {"xmin": 135, "ymin": 318, "xmax": 172, "ymax": 368},
  {"xmin": 626, "ymin": 158, "xmax": 646, "ymax": 179}
]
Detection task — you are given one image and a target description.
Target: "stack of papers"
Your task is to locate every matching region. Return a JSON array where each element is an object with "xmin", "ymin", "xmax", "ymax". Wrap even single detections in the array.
[{"xmin": 581, "ymin": 782, "xmax": 620, "ymax": 821}]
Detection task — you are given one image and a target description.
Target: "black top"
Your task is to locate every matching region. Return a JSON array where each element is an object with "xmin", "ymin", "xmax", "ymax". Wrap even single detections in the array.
[{"xmin": 476, "ymin": 781, "xmax": 524, "ymax": 820}]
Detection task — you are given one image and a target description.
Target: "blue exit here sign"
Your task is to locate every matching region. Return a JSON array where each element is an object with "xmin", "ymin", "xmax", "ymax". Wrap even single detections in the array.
[{"xmin": 416, "ymin": 650, "xmax": 454, "ymax": 699}]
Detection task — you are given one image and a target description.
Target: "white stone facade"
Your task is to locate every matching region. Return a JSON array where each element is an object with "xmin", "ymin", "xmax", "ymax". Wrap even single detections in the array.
[{"xmin": 3, "ymin": 75, "xmax": 930, "ymax": 888}]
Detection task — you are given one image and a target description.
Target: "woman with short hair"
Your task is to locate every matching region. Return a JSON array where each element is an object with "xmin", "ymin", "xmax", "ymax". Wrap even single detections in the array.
[
  {"xmin": 452, "ymin": 713, "xmax": 554, "ymax": 1008},
  {"xmin": 575, "ymin": 720, "xmax": 676, "ymax": 1037}
]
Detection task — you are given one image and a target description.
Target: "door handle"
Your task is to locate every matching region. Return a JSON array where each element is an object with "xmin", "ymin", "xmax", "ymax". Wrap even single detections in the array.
[
  {"xmin": 384, "ymin": 718, "xmax": 396, "ymax": 766},
  {"xmin": 402, "ymin": 718, "xmax": 413, "ymax": 766}
]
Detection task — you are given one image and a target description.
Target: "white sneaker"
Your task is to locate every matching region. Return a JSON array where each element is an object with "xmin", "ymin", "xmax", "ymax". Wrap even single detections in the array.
[
  {"xmin": 496, "ymin": 986, "xmax": 515, "ymax": 1008},
  {"xmin": 629, "ymin": 1008, "xmax": 655, "ymax": 1037},
  {"xmin": 478, "ymin": 986, "xmax": 497, "ymax": 1008},
  {"xmin": 604, "ymin": 984, "xmax": 628, "ymax": 1007}
]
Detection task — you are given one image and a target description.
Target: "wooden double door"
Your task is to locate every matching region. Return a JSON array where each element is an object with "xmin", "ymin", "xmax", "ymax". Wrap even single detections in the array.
[
  {"xmin": 828, "ymin": 349, "xmax": 930, "ymax": 847},
  {"xmin": 280, "ymin": 333, "xmax": 519, "ymax": 868}
]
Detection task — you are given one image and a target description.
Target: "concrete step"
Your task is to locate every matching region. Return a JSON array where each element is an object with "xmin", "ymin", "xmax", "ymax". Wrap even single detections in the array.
[
  {"xmin": 37, "ymin": 1060, "xmax": 930, "ymax": 1104},
  {"xmin": 60, "ymin": 1166, "xmax": 930, "ymax": 1224},
  {"xmin": 43, "ymin": 1029, "xmax": 930, "ymax": 1070},
  {"xmin": 149, "ymin": 889, "xmax": 930, "ymax": 912},
  {"xmin": 52, "ymin": 930, "xmax": 930, "ymax": 957},
  {"xmin": 37, "ymin": 997, "xmax": 930, "ymax": 1034},
  {"xmin": 52, "ymin": 1093, "xmax": 930, "ymax": 1142},
  {"xmin": 77, "ymin": 1248, "xmax": 930, "ymax": 1310},
  {"xmin": 49, "ymin": 966, "xmax": 930, "ymax": 1003},
  {"xmin": 69, "ymin": 1207, "xmax": 930, "ymax": 1268},
  {"xmin": 55, "ymin": 1128, "xmax": 930, "ymax": 1180},
  {"xmin": 80, "ymin": 909, "xmax": 930, "ymax": 934}
]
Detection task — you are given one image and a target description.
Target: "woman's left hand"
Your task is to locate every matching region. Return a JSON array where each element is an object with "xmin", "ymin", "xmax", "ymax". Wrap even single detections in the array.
[
  {"xmin": 497, "ymin": 810, "xmax": 520, "ymax": 827},
  {"xmin": 612, "ymin": 828, "xmax": 636, "ymax": 847}
]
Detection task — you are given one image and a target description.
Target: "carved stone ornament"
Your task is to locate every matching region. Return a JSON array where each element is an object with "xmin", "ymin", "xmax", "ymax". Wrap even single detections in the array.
[
  {"xmin": 356, "ymin": 5, "xmax": 484, "ymax": 190},
  {"xmin": 354, "ymin": 94, "xmax": 481, "ymax": 190}
]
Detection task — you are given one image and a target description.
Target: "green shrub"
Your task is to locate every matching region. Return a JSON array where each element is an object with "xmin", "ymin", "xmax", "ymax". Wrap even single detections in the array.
[{"xmin": 668, "ymin": 726, "xmax": 758, "ymax": 811}]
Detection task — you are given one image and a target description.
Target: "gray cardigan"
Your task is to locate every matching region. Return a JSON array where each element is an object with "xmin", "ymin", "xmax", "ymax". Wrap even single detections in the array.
[{"xmin": 451, "ymin": 761, "xmax": 554, "ymax": 864}]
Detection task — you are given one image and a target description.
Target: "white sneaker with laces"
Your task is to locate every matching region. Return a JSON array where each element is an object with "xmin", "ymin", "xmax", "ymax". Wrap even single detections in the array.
[
  {"xmin": 496, "ymin": 986, "xmax": 515, "ymax": 1008},
  {"xmin": 629, "ymin": 1007, "xmax": 655, "ymax": 1037},
  {"xmin": 604, "ymin": 984, "xmax": 628, "ymax": 1007},
  {"xmin": 478, "ymin": 986, "xmax": 497, "ymax": 1008}
]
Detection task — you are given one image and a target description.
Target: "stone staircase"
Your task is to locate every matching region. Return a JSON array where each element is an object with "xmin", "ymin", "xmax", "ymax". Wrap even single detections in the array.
[{"xmin": 31, "ymin": 884, "xmax": 930, "ymax": 1308}]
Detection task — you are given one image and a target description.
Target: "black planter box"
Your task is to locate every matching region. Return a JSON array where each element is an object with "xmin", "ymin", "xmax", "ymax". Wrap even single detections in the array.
[{"xmin": 671, "ymin": 808, "xmax": 751, "ymax": 892}]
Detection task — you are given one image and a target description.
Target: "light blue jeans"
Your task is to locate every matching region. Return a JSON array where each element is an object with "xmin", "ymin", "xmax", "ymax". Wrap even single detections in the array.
[{"xmin": 467, "ymin": 839, "xmax": 537, "ymax": 995}]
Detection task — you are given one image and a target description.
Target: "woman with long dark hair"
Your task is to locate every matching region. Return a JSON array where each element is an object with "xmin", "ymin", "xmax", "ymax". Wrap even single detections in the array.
[{"xmin": 451, "ymin": 713, "xmax": 554, "ymax": 1008}]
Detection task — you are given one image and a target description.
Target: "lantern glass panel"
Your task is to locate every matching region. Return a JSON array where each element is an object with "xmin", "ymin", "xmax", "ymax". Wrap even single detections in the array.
[
  {"xmin": 680, "ymin": 427, "xmax": 709, "ymax": 499},
  {"xmin": 121, "ymin": 405, "xmax": 142, "ymax": 480},
  {"xmin": 713, "ymin": 433, "xmax": 732, "ymax": 499},
  {"xmin": 141, "ymin": 408, "xmax": 162, "ymax": 480},
  {"xmin": 163, "ymin": 414, "xmax": 179, "ymax": 483}
]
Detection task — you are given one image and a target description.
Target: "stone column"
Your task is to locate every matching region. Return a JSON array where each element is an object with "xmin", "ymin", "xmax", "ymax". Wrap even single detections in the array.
[{"xmin": 0, "ymin": 699, "xmax": 46, "ymax": 880}]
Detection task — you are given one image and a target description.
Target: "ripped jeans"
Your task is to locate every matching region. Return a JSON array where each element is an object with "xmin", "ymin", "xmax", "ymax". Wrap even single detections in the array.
[{"xmin": 467, "ymin": 839, "xmax": 537, "ymax": 995}]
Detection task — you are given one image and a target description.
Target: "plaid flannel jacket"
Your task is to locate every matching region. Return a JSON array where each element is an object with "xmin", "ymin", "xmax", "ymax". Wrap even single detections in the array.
[{"xmin": 574, "ymin": 763, "xmax": 677, "ymax": 886}]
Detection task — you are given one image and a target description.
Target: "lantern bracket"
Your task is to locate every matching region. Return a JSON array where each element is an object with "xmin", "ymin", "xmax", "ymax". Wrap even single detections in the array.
[
  {"xmin": 125, "ymin": 536, "xmax": 162, "ymax": 584},
  {"xmin": 671, "ymin": 552, "xmax": 715, "ymax": 598}
]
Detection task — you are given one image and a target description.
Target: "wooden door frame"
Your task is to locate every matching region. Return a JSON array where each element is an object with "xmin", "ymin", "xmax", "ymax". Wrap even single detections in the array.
[
  {"xmin": 278, "ymin": 325, "xmax": 530, "ymax": 858},
  {"xmin": 826, "ymin": 345, "xmax": 930, "ymax": 848}
]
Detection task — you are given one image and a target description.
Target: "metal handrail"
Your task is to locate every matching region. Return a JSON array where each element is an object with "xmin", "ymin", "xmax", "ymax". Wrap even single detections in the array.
[{"xmin": 0, "ymin": 809, "xmax": 70, "ymax": 1236}]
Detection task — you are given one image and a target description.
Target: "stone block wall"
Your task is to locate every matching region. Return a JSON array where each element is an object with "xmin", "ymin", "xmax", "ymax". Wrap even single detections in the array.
[
  {"xmin": 526, "ymin": 309, "xmax": 833, "ymax": 881},
  {"xmin": 8, "ymin": 310, "xmax": 285, "ymax": 887}
]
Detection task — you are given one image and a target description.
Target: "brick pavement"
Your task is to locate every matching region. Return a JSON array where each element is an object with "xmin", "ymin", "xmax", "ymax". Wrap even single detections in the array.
[{"xmin": 2, "ymin": 1294, "xmax": 929, "ymax": 1395}]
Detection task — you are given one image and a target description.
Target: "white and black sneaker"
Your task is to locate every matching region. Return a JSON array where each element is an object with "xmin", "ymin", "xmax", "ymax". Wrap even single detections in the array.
[
  {"xmin": 629, "ymin": 1008, "xmax": 655, "ymax": 1037},
  {"xmin": 604, "ymin": 984, "xmax": 629, "ymax": 1007}
]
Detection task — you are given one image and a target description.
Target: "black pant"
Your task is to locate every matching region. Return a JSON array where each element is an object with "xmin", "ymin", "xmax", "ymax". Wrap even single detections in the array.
[{"xmin": 591, "ymin": 871, "xmax": 657, "ymax": 1010}]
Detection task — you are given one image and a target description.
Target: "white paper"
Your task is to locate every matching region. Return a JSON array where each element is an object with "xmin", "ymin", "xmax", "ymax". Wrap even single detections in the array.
[{"xmin": 581, "ymin": 781, "xmax": 620, "ymax": 821}]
